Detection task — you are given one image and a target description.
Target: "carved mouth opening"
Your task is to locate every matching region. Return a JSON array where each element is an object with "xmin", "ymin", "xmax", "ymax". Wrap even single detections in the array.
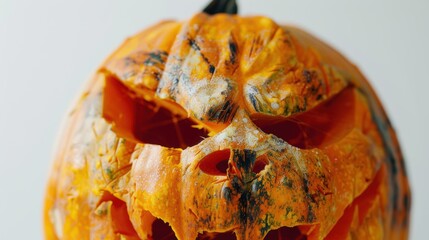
[
  {"xmin": 151, "ymin": 218, "xmax": 177, "ymax": 239},
  {"xmin": 325, "ymin": 165, "xmax": 385, "ymax": 239},
  {"xmin": 99, "ymin": 165, "xmax": 383, "ymax": 239},
  {"xmin": 97, "ymin": 191, "xmax": 139, "ymax": 238},
  {"xmin": 264, "ymin": 226, "xmax": 308, "ymax": 239},
  {"xmin": 152, "ymin": 219, "xmax": 237, "ymax": 240},
  {"xmin": 197, "ymin": 231, "xmax": 237, "ymax": 240},
  {"xmin": 151, "ymin": 225, "xmax": 308, "ymax": 240}
]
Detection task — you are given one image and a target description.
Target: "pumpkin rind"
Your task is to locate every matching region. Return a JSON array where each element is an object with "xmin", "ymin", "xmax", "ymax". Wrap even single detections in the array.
[{"xmin": 44, "ymin": 10, "xmax": 410, "ymax": 240}]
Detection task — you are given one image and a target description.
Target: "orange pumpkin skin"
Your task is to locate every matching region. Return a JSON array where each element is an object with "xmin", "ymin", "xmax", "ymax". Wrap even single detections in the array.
[{"xmin": 44, "ymin": 8, "xmax": 410, "ymax": 240}]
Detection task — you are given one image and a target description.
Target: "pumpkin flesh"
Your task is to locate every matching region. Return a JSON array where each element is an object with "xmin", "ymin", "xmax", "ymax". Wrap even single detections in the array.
[{"xmin": 44, "ymin": 12, "xmax": 410, "ymax": 240}]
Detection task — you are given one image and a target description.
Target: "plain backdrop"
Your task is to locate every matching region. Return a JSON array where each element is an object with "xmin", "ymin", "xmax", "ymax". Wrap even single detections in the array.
[{"xmin": 1, "ymin": 0, "xmax": 428, "ymax": 239}]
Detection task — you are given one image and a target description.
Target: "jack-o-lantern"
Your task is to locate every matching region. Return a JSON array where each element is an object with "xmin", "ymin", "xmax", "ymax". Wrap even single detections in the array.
[{"xmin": 44, "ymin": 0, "xmax": 411, "ymax": 239}]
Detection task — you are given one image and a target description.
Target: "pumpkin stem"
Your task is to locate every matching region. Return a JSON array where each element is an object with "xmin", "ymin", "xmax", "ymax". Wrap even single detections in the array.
[{"xmin": 203, "ymin": 0, "xmax": 238, "ymax": 15}]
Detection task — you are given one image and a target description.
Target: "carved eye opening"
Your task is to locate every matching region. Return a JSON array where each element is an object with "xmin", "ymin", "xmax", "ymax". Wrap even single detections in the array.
[
  {"xmin": 251, "ymin": 87, "xmax": 356, "ymax": 149},
  {"xmin": 102, "ymin": 74, "xmax": 209, "ymax": 149}
]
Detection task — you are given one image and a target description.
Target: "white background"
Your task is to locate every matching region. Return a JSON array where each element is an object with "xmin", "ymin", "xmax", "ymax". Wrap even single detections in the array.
[{"xmin": 1, "ymin": 0, "xmax": 428, "ymax": 239}]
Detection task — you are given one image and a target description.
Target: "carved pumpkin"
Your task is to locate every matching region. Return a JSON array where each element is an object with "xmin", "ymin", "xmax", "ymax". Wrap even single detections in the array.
[{"xmin": 44, "ymin": 0, "xmax": 410, "ymax": 239}]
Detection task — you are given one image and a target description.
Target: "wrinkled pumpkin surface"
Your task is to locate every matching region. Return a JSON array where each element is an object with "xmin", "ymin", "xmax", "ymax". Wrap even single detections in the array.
[{"xmin": 44, "ymin": 2, "xmax": 410, "ymax": 240}]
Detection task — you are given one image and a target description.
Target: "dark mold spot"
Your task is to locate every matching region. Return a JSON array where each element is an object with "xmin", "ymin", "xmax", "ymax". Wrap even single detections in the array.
[
  {"xmin": 144, "ymin": 51, "xmax": 168, "ymax": 66},
  {"xmin": 209, "ymin": 64, "xmax": 216, "ymax": 74},
  {"xmin": 259, "ymin": 213, "xmax": 274, "ymax": 236},
  {"xmin": 168, "ymin": 77, "xmax": 180, "ymax": 97},
  {"xmin": 243, "ymin": 150, "xmax": 257, "ymax": 172},
  {"xmin": 249, "ymin": 93, "xmax": 260, "ymax": 112},
  {"xmin": 301, "ymin": 174, "xmax": 316, "ymax": 222},
  {"xmin": 251, "ymin": 180, "xmax": 269, "ymax": 200},
  {"xmin": 231, "ymin": 176, "xmax": 241, "ymax": 192},
  {"xmin": 282, "ymin": 177, "xmax": 293, "ymax": 188},
  {"xmin": 303, "ymin": 69, "xmax": 312, "ymax": 83},
  {"xmin": 224, "ymin": 149, "xmax": 274, "ymax": 233},
  {"xmin": 188, "ymin": 38, "xmax": 215, "ymax": 75},
  {"xmin": 123, "ymin": 50, "xmax": 167, "ymax": 67},
  {"xmin": 189, "ymin": 39, "xmax": 201, "ymax": 51},
  {"xmin": 229, "ymin": 38, "xmax": 238, "ymax": 64},
  {"xmin": 207, "ymin": 100, "xmax": 237, "ymax": 123},
  {"xmin": 123, "ymin": 56, "xmax": 138, "ymax": 66},
  {"xmin": 222, "ymin": 186, "xmax": 233, "ymax": 201},
  {"xmin": 232, "ymin": 149, "xmax": 257, "ymax": 177},
  {"xmin": 153, "ymin": 72, "xmax": 161, "ymax": 82},
  {"xmin": 238, "ymin": 191, "xmax": 251, "ymax": 224}
]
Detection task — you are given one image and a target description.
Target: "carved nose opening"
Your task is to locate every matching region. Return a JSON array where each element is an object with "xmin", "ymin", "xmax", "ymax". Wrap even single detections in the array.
[
  {"xmin": 252, "ymin": 155, "xmax": 269, "ymax": 174},
  {"xmin": 199, "ymin": 149, "xmax": 231, "ymax": 176},
  {"xmin": 199, "ymin": 150, "xmax": 269, "ymax": 176}
]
